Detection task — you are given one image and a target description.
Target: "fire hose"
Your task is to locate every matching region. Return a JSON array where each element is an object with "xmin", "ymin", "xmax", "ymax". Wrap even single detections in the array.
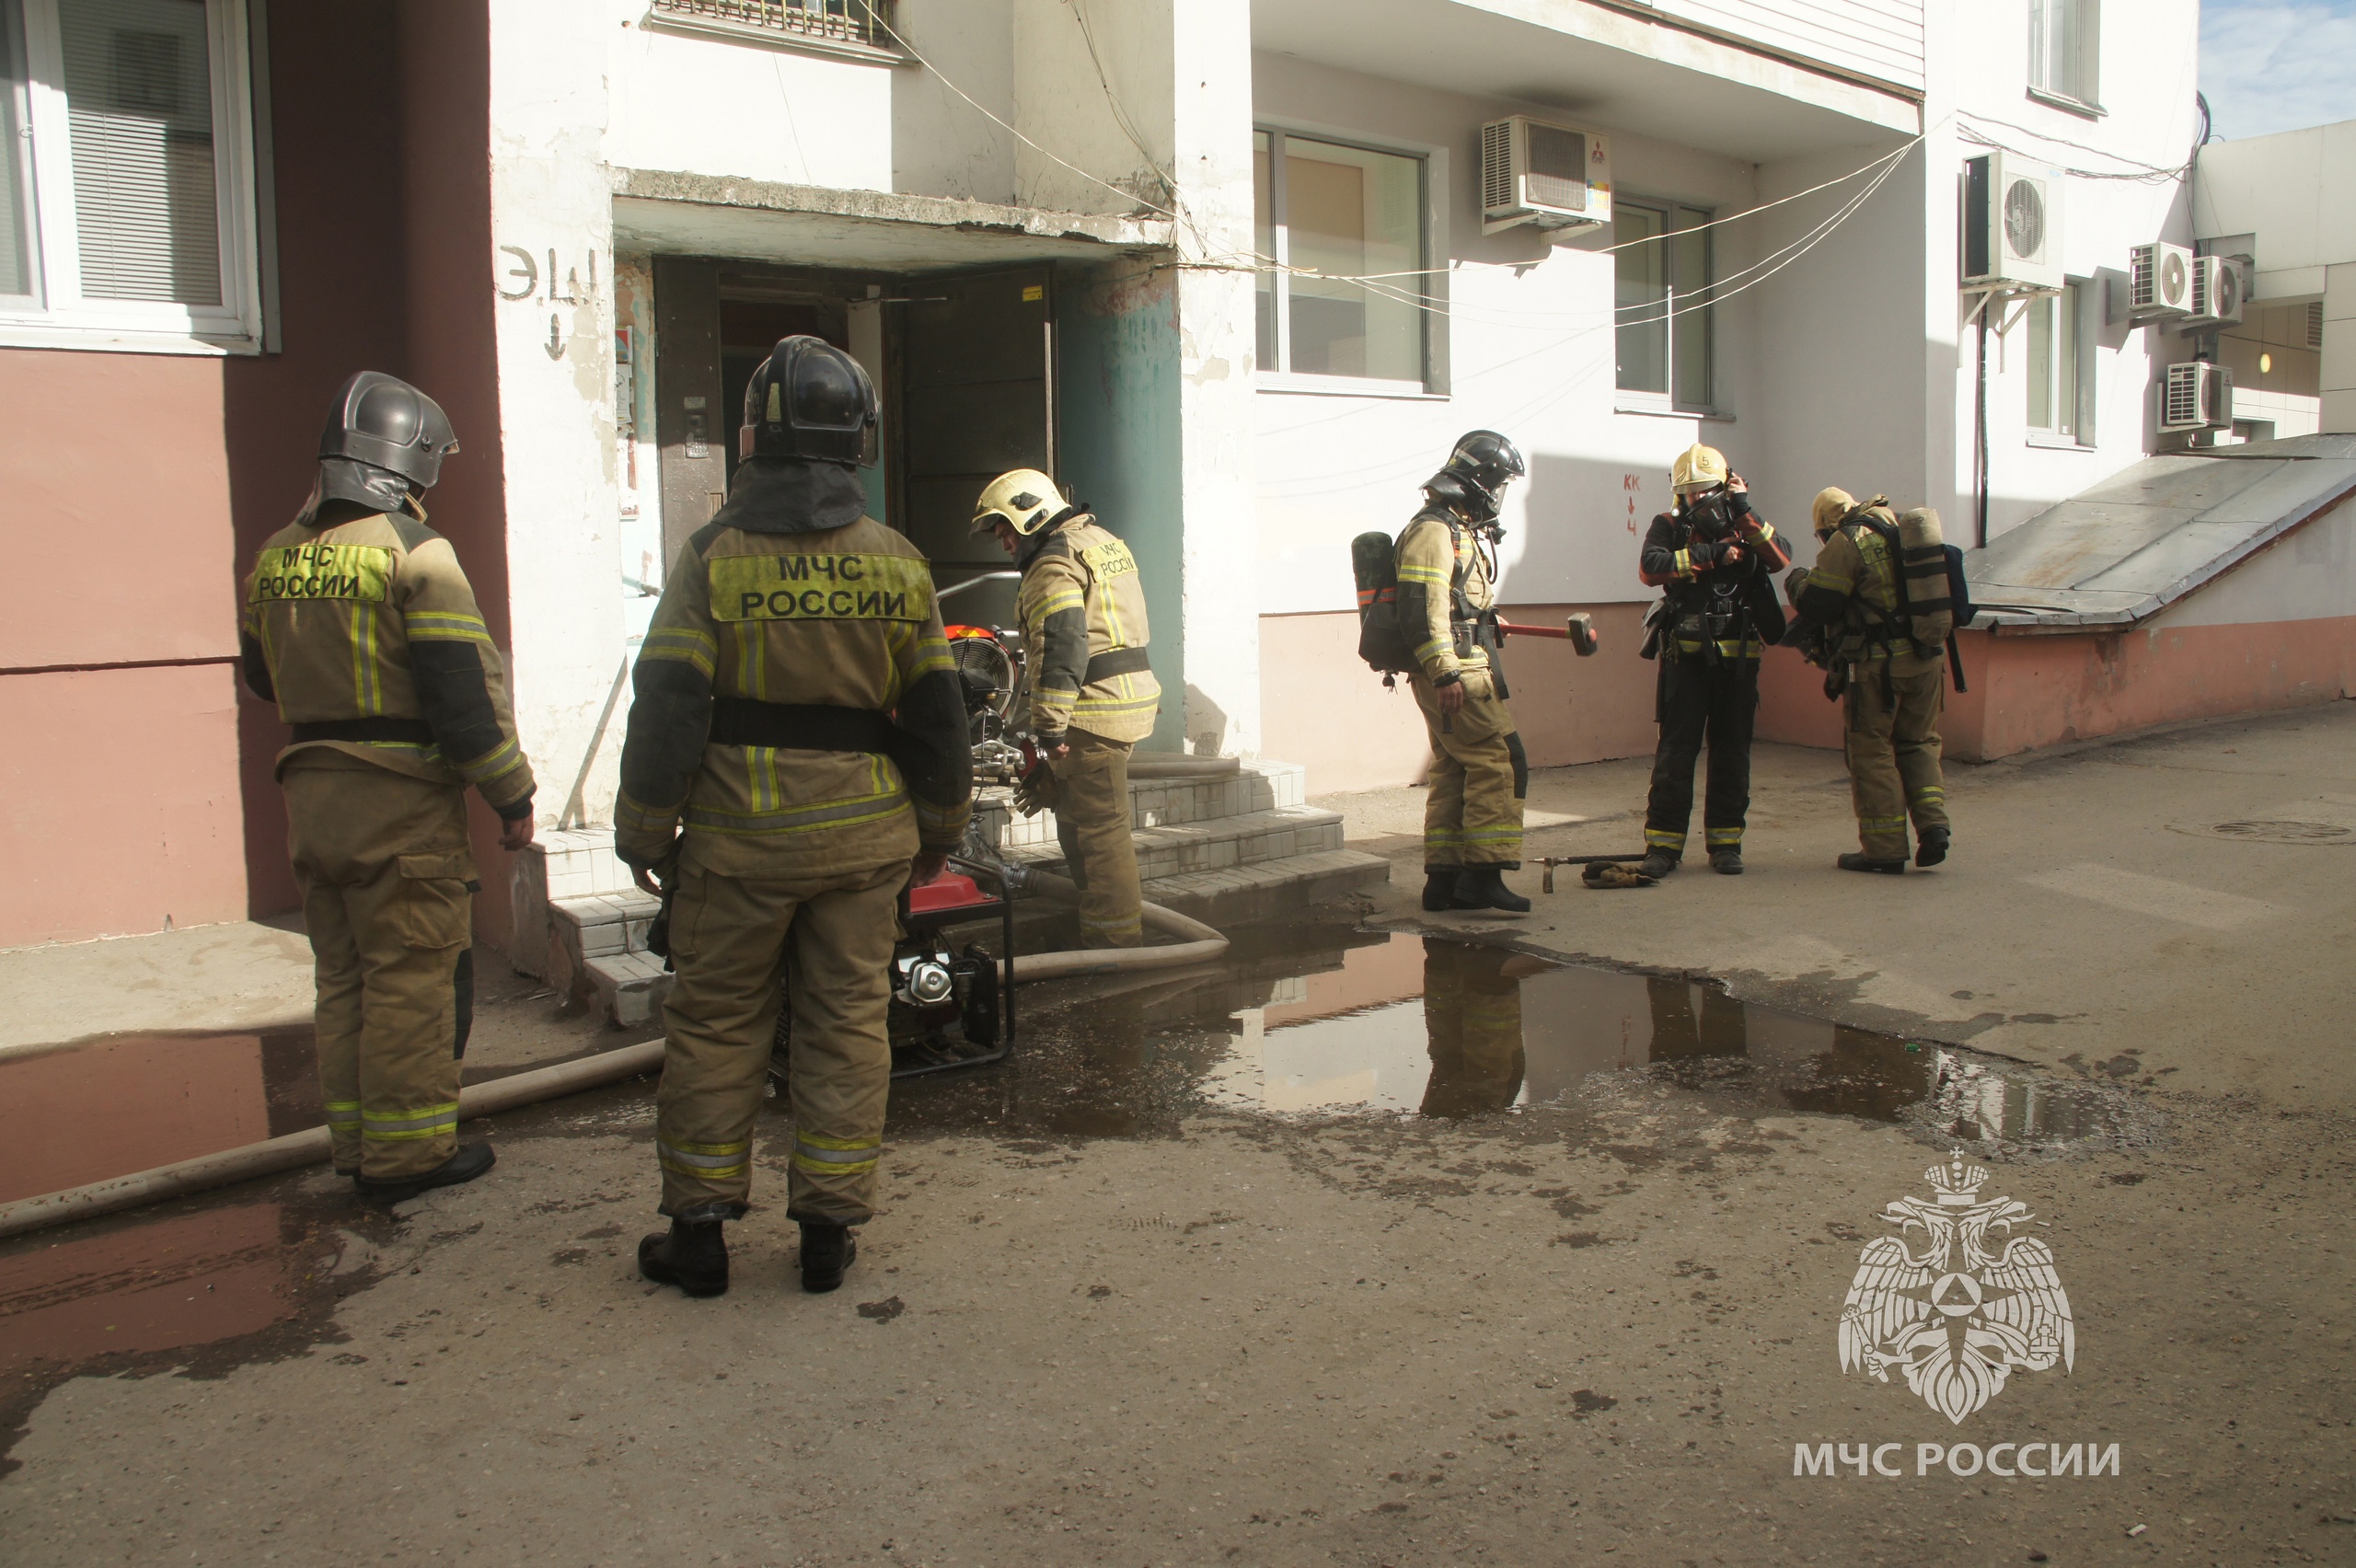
[
  {"xmin": 0, "ymin": 1039, "xmax": 669, "ymax": 1242},
  {"xmin": 0, "ymin": 856, "xmax": 1232, "ymax": 1244}
]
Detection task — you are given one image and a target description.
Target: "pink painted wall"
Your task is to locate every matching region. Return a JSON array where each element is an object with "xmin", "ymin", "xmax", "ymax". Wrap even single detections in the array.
[
  {"xmin": 1262, "ymin": 603, "xmax": 1658, "ymax": 794},
  {"xmin": 1755, "ymin": 645, "xmax": 1848, "ymax": 753},
  {"xmin": 0, "ymin": 349, "xmax": 248, "ymax": 949},
  {"xmin": 0, "ymin": 664, "xmax": 249, "ymax": 945},
  {"xmin": 0, "ymin": 353, "xmax": 238, "ymax": 668},
  {"xmin": 1944, "ymin": 618, "xmax": 2356, "ymax": 760},
  {"xmin": 1758, "ymin": 618, "xmax": 2356, "ymax": 762}
]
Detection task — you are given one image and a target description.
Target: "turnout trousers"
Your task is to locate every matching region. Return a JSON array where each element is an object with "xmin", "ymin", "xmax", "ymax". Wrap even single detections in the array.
[
  {"xmin": 1050, "ymin": 728, "xmax": 1144, "ymax": 949},
  {"xmin": 283, "ymin": 755, "xmax": 476, "ymax": 1180},
  {"xmin": 1845, "ymin": 661, "xmax": 1950, "ymax": 860},
  {"xmin": 1410, "ymin": 669, "xmax": 1528, "ymax": 870},
  {"xmin": 654, "ymin": 856, "xmax": 905, "ymax": 1223},
  {"xmin": 1644, "ymin": 655, "xmax": 1760, "ymax": 859}
]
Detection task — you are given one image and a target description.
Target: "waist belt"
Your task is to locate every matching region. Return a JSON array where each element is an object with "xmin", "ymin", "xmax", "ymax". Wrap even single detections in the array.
[
  {"xmin": 1450, "ymin": 617, "xmax": 1501, "ymax": 657},
  {"xmin": 292, "ymin": 717, "xmax": 436, "ymax": 745},
  {"xmin": 707, "ymin": 697, "xmax": 895, "ymax": 754},
  {"xmin": 1083, "ymin": 645, "xmax": 1154, "ymax": 682}
]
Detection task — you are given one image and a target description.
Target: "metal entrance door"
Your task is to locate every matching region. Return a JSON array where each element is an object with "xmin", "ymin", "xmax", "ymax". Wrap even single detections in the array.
[{"xmin": 893, "ymin": 265, "xmax": 1055, "ymax": 569}]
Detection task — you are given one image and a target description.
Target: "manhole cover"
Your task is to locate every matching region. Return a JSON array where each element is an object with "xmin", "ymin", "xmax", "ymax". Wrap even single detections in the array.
[{"xmin": 2209, "ymin": 819, "xmax": 2353, "ymax": 843}]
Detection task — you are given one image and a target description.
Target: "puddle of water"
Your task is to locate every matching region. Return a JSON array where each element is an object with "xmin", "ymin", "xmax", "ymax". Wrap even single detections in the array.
[
  {"xmin": 893, "ymin": 928, "xmax": 2149, "ymax": 1155},
  {"xmin": 0, "ymin": 1029, "xmax": 321, "ymax": 1205},
  {"xmin": 0, "ymin": 919, "xmax": 2147, "ymax": 1473},
  {"xmin": 0, "ymin": 1175, "xmax": 389, "ymax": 1477}
]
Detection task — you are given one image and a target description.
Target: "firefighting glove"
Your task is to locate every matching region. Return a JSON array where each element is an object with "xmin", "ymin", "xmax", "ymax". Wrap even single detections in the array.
[{"xmin": 1013, "ymin": 759, "xmax": 1057, "ymax": 818}]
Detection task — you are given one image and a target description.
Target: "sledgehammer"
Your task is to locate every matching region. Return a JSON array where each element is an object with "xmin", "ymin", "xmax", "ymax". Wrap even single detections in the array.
[{"xmin": 1496, "ymin": 612, "xmax": 1600, "ymax": 655}]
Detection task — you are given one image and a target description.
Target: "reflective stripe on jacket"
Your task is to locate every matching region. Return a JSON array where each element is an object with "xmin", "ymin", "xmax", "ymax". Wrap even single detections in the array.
[{"xmin": 239, "ymin": 503, "xmax": 536, "ymax": 813}]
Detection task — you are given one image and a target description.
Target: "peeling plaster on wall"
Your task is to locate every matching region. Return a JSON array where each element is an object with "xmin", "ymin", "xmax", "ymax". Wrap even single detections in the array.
[{"xmin": 489, "ymin": 0, "xmax": 626, "ymax": 831}]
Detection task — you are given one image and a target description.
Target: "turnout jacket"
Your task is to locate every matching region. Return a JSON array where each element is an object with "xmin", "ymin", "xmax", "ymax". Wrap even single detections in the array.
[
  {"xmin": 615, "ymin": 459, "xmax": 973, "ymax": 880},
  {"xmin": 1394, "ymin": 508, "xmax": 1498, "ymax": 686},
  {"xmin": 1015, "ymin": 514, "xmax": 1160, "ymax": 744},
  {"xmin": 239, "ymin": 499, "xmax": 536, "ymax": 817},
  {"xmin": 1638, "ymin": 502, "xmax": 1791, "ymax": 659},
  {"xmin": 1794, "ymin": 507, "xmax": 1942, "ymax": 675}
]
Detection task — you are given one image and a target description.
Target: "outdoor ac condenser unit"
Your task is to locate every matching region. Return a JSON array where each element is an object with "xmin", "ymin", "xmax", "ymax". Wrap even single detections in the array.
[
  {"xmin": 2158, "ymin": 361, "xmax": 2234, "ymax": 433},
  {"xmin": 2127, "ymin": 241, "xmax": 2193, "ymax": 318},
  {"xmin": 2185, "ymin": 255, "xmax": 2246, "ymax": 329},
  {"xmin": 1961, "ymin": 152, "xmax": 2063, "ymax": 294},
  {"xmin": 1481, "ymin": 115, "xmax": 1611, "ymax": 236}
]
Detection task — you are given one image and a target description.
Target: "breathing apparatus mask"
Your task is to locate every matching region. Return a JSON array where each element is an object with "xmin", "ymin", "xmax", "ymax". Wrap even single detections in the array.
[
  {"xmin": 1424, "ymin": 430, "xmax": 1525, "ymax": 542},
  {"xmin": 1682, "ymin": 487, "xmax": 1736, "ymax": 539}
]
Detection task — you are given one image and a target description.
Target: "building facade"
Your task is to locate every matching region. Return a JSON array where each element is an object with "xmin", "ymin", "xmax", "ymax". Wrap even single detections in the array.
[{"xmin": 5, "ymin": 0, "xmax": 2313, "ymax": 951}]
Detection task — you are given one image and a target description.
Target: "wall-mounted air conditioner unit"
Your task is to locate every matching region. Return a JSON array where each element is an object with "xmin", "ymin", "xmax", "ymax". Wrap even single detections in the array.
[
  {"xmin": 2184, "ymin": 255, "xmax": 2246, "ymax": 329},
  {"xmin": 2126, "ymin": 241, "xmax": 2193, "ymax": 318},
  {"xmin": 2158, "ymin": 362, "xmax": 2234, "ymax": 433},
  {"xmin": 1961, "ymin": 152, "xmax": 2063, "ymax": 294},
  {"xmin": 1481, "ymin": 115, "xmax": 1611, "ymax": 236}
]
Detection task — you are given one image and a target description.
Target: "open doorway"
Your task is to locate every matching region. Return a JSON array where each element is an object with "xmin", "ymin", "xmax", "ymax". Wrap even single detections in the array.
[{"xmin": 653, "ymin": 258, "xmax": 1057, "ymax": 592}]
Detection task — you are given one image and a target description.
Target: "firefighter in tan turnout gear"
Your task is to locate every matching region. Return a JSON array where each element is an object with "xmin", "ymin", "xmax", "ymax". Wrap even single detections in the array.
[
  {"xmin": 1789, "ymin": 488, "xmax": 1953, "ymax": 873},
  {"xmin": 1399, "ymin": 432, "xmax": 1531, "ymax": 914},
  {"xmin": 975, "ymin": 468, "xmax": 1161, "ymax": 948},
  {"xmin": 616, "ymin": 337, "xmax": 972, "ymax": 1298},
  {"xmin": 238, "ymin": 373, "xmax": 537, "ymax": 1204}
]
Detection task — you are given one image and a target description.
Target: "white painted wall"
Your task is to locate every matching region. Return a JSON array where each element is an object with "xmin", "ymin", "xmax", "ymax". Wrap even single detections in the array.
[
  {"xmin": 1010, "ymin": 0, "xmax": 1174, "ymax": 218},
  {"xmin": 2195, "ymin": 121, "xmax": 2356, "ymax": 434},
  {"xmin": 1939, "ymin": 0, "xmax": 2203, "ymax": 544},
  {"xmin": 889, "ymin": 0, "xmax": 1019, "ymax": 203},
  {"xmin": 1171, "ymin": 0, "xmax": 1265, "ymax": 755},
  {"xmin": 1662, "ymin": 0, "xmax": 1926, "ymax": 91},
  {"xmin": 607, "ymin": 1, "xmax": 893, "ymax": 190},
  {"xmin": 2194, "ymin": 119, "xmax": 2356, "ymax": 297},
  {"xmin": 1250, "ymin": 52, "xmax": 1762, "ymax": 615},
  {"xmin": 2153, "ymin": 501, "xmax": 2356, "ymax": 629},
  {"xmin": 489, "ymin": 1, "xmax": 628, "ymax": 829}
]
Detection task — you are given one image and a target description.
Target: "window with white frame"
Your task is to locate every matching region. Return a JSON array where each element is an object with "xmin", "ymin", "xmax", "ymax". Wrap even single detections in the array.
[
  {"xmin": 2027, "ymin": 280, "xmax": 2093, "ymax": 444},
  {"xmin": 2027, "ymin": 0, "xmax": 2099, "ymax": 110},
  {"xmin": 1253, "ymin": 127, "xmax": 1429, "ymax": 390},
  {"xmin": 1614, "ymin": 197, "xmax": 1714, "ymax": 412},
  {"xmin": 0, "ymin": 0, "xmax": 263, "ymax": 352}
]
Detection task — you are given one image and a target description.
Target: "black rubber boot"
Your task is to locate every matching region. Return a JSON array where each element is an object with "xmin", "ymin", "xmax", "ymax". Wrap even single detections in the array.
[
  {"xmin": 1709, "ymin": 847, "xmax": 1744, "ymax": 876},
  {"xmin": 1638, "ymin": 850, "xmax": 1680, "ymax": 881},
  {"xmin": 1915, "ymin": 827, "xmax": 1950, "ymax": 868},
  {"xmin": 1421, "ymin": 869, "xmax": 1460, "ymax": 912},
  {"xmin": 356, "ymin": 1143, "xmax": 495, "ymax": 1205},
  {"xmin": 639, "ymin": 1214, "xmax": 730, "ymax": 1298},
  {"xmin": 1837, "ymin": 852, "xmax": 1908, "ymax": 875},
  {"xmin": 799, "ymin": 1221, "xmax": 858, "ymax": 1294},
  {"xmin": 1452, "ymin": 866, "xmax": 1531, "ymax": 914}
]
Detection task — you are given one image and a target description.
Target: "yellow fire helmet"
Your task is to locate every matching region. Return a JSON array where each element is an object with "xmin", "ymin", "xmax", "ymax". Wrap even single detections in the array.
[
  {"xmin": 971, "ymin": 468, "xmax": 1068, "ymax": 537},
  {"xmin": 1812, "ymin": 486, "xmax": 1857, "ymax": 538},
  {"xmin": 1670, "ymin": 443, "xmax": 1729, "ymax": 496}
]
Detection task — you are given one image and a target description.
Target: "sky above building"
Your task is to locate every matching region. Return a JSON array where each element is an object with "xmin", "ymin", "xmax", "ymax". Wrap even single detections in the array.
[{"xmin": 2200, "ymin": 0, "xmax": 2356, "ymax": 139}]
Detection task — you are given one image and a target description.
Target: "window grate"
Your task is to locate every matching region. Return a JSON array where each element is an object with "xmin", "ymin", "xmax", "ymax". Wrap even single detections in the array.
[
  {"xmin": 2310, "ymin": 301, "xmax": 2326, "ymax": 352},
  {"xmin": 648, "ymin": 0, "xmax": 897, "ymax": 51}
]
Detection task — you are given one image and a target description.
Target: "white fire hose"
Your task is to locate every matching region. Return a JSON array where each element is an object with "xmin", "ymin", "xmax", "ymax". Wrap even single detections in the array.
[{"xmin": 0, "ymin": 864, "xmax": 1231, "ymax": 1241}]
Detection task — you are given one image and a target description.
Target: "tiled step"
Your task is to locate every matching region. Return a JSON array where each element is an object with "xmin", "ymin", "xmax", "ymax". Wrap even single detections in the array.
[
  {"xmin": 512, "ymin": 757, "xmax": 1388, "ymax": 1025},
  {"xmin": 1005, "ymin": 806, "xmax": 1348, "ymax": 882},
  {"xmin": 976, "ymin": 761, "xmax": 1306, "ymax": 855},
  {"xmin": 1138, "ymin": 848, "xmax": 1391, "ymax": 928}
]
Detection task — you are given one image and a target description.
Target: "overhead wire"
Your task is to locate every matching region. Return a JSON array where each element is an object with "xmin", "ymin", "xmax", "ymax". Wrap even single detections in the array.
[{"xmin": 1258, "ymin": 135, "xmax": 1923, "ymax": 494}]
